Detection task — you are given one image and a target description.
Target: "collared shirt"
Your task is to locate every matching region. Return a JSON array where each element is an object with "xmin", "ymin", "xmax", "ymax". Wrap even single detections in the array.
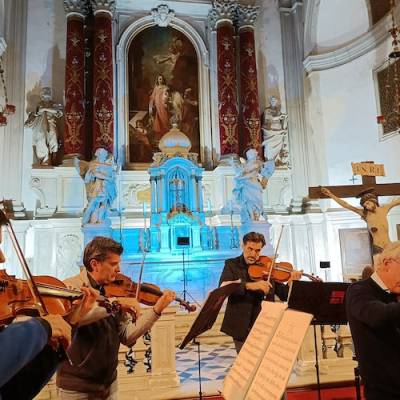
[{"xmin": 371, "ymin": 271, "xmax": 390, "ymax": 293}]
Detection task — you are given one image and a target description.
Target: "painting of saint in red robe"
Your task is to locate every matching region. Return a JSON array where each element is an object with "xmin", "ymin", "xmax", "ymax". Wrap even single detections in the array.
[{"xmin": 128, "ymin": 26, "xmax": 200, "ymax": 165}]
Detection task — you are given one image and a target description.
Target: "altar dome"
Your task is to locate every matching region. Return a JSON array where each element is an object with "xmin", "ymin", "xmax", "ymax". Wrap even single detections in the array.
[{"xmin": 158, "ymin": 124, "xmax": 192, "ymax": 154}]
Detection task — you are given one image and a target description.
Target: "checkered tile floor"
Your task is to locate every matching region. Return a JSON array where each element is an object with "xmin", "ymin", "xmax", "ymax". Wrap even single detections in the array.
[{"xmin": 176, "ymin": 343, "xmax": 236, "ymax": 384}]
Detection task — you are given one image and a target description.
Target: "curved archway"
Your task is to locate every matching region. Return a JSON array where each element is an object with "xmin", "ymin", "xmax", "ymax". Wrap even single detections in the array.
[
  {"xmin": 304, "ymin": 0, "xmax": 370, "ymax": 56},
  {"xmin": 304, "ymin": 0, "xmax": 320, "ymax": 57},
  {"xmin": 116, "ymin": 15, "xmax": 212, "ymax": 169}
]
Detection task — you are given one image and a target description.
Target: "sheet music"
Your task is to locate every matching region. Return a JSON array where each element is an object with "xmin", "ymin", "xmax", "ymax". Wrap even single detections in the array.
[
  {"xmin": 245, "ymin": 310, "xmax": 312, "ymax": 400},
  {"xmin": 222, "ymin": 302, "xmax": 287, "ymax": 400}
]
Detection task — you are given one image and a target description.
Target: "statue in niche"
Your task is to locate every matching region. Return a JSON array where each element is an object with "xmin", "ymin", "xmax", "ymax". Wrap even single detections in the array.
[
  {"xmin": 231, "ymin": 148, "xmax": 276, "ymax": 224},
  {"xmin": 75, "ymin": 148, "xmax": 117, "ymax": 225},
  {"xmin": 261, "ymin": 96, "xmax": 289, "ymax": 168},
  {"xmin": 321, "ymin": 187, "xmax": 400, "ymax": 254},
  {"xmin": 25, "ymin": 87, "xmax": 63, "ymax": 166}
]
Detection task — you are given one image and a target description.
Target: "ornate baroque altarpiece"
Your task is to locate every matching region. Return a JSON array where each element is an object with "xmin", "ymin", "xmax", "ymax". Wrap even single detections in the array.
[
  {"xmin": 127, "ymin": 26, "xmax": 200, "ymax": 165},
  {"xmin": 116, "ymin": 4, "xmax": 212, "ymax": 171}
]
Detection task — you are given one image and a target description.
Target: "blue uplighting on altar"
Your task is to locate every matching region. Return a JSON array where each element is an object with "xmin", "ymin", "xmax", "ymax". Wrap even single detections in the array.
[
  {"xmin": 120, "ymin": 249, "xmax": 240, "ymax": 304},
  {"xmin": 113, "ymin": 131, "xmax": 241, "ymax": 302}
]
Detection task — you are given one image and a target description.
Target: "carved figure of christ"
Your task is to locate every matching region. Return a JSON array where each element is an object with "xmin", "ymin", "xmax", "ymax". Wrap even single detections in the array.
[{"xmin": 309, "ymin": 162, "xmax": 400, "ymax": 254}]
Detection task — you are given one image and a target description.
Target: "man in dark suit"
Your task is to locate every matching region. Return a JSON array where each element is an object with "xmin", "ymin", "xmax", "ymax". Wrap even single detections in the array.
[
  {"xmin": 219, "ymin": 231, "xmax": 301, "ymax": 353},
  {"xmin": 346, "ymin": 241, "xmax": 400, "ymax": 400}
]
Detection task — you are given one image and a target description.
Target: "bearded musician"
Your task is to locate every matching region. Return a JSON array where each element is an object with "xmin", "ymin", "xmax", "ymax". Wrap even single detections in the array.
[{"xmin": 219, "ymin": 231, "xmax": 303, "ymax": 353}]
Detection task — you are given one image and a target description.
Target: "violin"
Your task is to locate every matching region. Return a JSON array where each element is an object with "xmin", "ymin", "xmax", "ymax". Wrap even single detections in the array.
[
  {"xmin": 105, "ymin": 273, "xmax": 196, "ymax": 312},
  {"xmin": 0, "ymin": 269, "xmax": 120, "ymax": 328},
  {"xmin": 248, "ymin": 255, "xmax": 322, "ymax": 283}
]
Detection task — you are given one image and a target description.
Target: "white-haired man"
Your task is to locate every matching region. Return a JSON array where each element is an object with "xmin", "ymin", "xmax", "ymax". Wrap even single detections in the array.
[{"xmin": 346, "ymin": 241, "xmax": 400, "ymax": 400}]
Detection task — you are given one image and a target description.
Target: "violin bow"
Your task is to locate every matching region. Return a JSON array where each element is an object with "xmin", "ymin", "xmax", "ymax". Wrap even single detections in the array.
[
  {"xmin": 0, "ymin": 205, "xmax": 48, "ymax": 317},
  {"xmin": 135, "ymin": 249, "xmax": 147, "ymax": 300},
  {"xmin": 267, "ymin": 225, "xmax": 284, "ymax": 284}
]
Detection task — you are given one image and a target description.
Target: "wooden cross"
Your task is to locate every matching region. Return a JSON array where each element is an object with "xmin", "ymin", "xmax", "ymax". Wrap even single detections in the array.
[{"xmin": 309, "ymin": 161, "xmax": 400, "ymax": 201}]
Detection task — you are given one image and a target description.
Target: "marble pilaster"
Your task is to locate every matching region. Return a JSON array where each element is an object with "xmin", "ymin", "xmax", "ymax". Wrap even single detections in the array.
[
  {"xmin": 279, "ymin": 0, "xmax": 311, "ymax": 210},
  {"xmin": 0, "ymin": 0, "xmax": 27, "ymax": 202}
]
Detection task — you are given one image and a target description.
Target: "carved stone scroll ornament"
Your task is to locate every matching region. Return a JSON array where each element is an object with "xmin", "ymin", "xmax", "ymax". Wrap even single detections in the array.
[
  {"xmin": 30, "ymin": 177, "xmax": 57, "ymax": 217},
  {"xmin": 151, "ymin": 4, "xmax": 175, "ymax": 27},
  {"xmin": 236, "ymin": 4, "xmax": 260, "ymax": 28},
  {"xmin": 90, "ymin": 0, "xmax": 116, "ymax": 14},
  {"xmin": 56, "ymin": 234, "xmax": 82, "ymax": 279},
  {"xmin": 208, "ymin": 0, "xmax": 237, "ymax": 29},
  {"xmin": 63, "ymin": 0, "xmax": 88, "ymax": 16}
]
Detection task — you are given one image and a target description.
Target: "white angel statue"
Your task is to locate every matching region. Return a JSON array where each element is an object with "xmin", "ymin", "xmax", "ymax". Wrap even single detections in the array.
[
  {"xmin": 231, "ymin": 148, "xmax": 275, "ymax": 223},
  {"xmin": 74, "ymin": 148, "xmax": 117, "ymax": 225}
]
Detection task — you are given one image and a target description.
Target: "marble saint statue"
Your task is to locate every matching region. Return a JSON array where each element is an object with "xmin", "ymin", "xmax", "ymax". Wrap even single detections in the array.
[
  {"xmin": 75, "ymin": 148, "xmax": 117, "ymax": 225},
  {"xmin": 261, "ymin": 96, "xmax": 289, "ymax": 167},
  {"xmin": 25, "ymin": 87, "xmax": 63, "ymax": 166},
  {"xmin": 231, "ymin": 148, "xmax": 275, "ymax": 224},
  {"xmin": 321, "ymin": 187, "xmax": 400, "ymax": 254}
]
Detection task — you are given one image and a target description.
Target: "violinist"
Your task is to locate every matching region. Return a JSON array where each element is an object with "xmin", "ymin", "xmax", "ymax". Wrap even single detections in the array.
[
  {"xmin": 346, "ymin": 241, "xmax": 400, "ymax": 400},
  {"xmin": 219, "ymin": 232, "xmax": 302, "ymax": 354},
  {"xmin": 0, "ymin": 231, "xmax": 97, "ymax": 399},
  {"xmin": 57, "ymin": 236, "xmax": 176, "ymax": 400}
]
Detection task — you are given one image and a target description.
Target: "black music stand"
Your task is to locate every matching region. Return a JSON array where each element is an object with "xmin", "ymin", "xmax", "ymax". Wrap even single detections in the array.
[
  {"xmin": 288, "ymin": 281, "xmax": 350, "ymax": 400},
  {"xmin": 179, "ymin": 282, "xmax": 241, "ymax": 399},
  {"xmin": 177, "ymin": 236, "xmax": 192, "ymax": 302}
]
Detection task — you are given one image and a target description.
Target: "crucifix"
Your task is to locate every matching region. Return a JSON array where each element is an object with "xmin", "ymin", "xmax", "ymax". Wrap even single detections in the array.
[{"xmin": 309, "ymin": 161, "xmax": 400, "ymax": 254}]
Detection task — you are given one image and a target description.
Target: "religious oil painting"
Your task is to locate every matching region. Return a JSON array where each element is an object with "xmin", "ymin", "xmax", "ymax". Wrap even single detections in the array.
[
  {"xmin": 339, "ymin": 228, "xmax": 373, "ymax": 279},
  {"xmin": 127, "ymin": 26, "xmax": 200, "ymax": 166}
]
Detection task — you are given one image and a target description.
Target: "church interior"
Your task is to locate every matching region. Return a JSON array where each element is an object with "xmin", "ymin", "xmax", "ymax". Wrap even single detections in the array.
[{"xmin": 1, "ymin": 0, "xmax": 400, "ymax": 399}]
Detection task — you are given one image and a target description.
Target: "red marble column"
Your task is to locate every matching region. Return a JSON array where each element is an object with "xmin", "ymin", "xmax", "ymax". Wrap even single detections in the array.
[
  {"xmin": 91, "ymin": 2, "xmax": 115, "ymax": 154},
  {"xmin": 63, "ymin": 4, "xmax": 86, "ymax": 158},
  {"xmin": 238, "ymin": 6, "xmax": 261, "ymax": 155},
  {"xmin": 216, "ymin": 21, "xmax": 239, "ymax": 156}
]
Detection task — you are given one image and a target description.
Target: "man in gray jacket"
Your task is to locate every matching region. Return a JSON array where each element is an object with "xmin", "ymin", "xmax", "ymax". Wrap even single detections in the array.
[{"xmin": 57, "ymin": 236, "xmax": 175, "ymax": 399}]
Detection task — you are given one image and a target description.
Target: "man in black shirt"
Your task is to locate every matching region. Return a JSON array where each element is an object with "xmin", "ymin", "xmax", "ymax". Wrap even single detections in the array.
[
  {"xmin": 346, "ymin": 241, "xmax": 400, "ymax": 400},
  {"xmin": 219, "ymin": 231, "xmax": 302, "ymax": 353}
]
